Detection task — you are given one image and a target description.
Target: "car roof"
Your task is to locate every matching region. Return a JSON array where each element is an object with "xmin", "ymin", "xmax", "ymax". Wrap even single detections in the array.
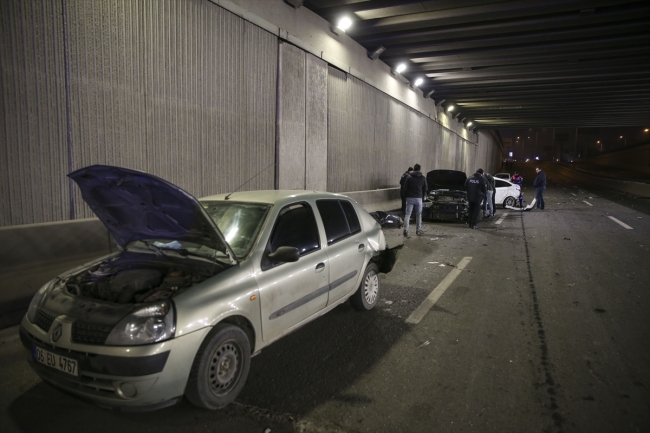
[{"xmin": 199, "ymin": 190, "xmax": 354, "ymax": 206}]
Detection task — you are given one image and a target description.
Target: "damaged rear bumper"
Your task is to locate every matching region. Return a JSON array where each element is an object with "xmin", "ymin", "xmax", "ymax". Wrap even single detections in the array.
[{"xmin": 375, "ymin": 244, "xmax": 404, "ymax": 274}]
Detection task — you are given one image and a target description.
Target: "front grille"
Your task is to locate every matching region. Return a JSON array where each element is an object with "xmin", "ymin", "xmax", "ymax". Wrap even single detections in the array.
[
  {"xmin": 71, "ymin": 322, "xmax": 113, "ymax": 345},
  {"xmin": 34, "ymin": 309, "xmax": 55, "ymax": 332}
]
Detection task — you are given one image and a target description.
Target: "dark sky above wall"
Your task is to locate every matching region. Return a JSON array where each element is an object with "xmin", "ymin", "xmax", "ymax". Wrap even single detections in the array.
[{"xmin": 499, "ymin": 126, "xmax": 649, "ymax": 161}]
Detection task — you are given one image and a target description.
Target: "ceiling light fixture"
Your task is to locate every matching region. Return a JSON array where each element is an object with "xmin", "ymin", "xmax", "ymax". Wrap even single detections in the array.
[
  {"xmin": 413, "ymin": 78, "xmax": 423, "ymax": 87},
  {"xmin": 391, "ymin": 63, "xmax": 406, "ymax": 75},
  {"xmin": 367, "ymin": 46, "xmax": 386, "ymax": 60},
  {"xmin": 447, "ymin": 105, "xmax": 455, "ymax": 112},
  {"xmin": 331, "ymin": 17, "xmax": 352, "ymax": 35}
]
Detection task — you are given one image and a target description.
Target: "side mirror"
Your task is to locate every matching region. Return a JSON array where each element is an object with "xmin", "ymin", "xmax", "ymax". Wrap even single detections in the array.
[{"xmin": 267, "ymin": 246, "xmax": 300, "ymax": 263}]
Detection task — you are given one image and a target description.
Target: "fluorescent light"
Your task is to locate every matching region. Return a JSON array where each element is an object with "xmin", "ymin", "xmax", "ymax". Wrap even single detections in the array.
[
  {"xmin": 395, "ymin": 63, "xmax": 406, "ymax": 74},
  {"xmin": 337, "ymin": 17, "xmax": 352, "ymax": 32},
  {"xmin": 413, "ymin": 78, "xmax": 423, "ymax": 87},
  {"xmin": 466, "ymin": 121, "xmax": 473, "ymax": 127},
  {"xmin": 447, "ymin": 105, "xmax": 455, "ymax": 112}
]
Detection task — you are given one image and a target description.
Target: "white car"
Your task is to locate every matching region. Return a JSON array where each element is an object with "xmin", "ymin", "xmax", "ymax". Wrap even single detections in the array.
[
  {"xmin": 494, "ymin": 173, "xmax": 511, "ymax": 180},
  {"xmin": 493, "ymin": 177, "xmax": 521, "ymax": 208}
]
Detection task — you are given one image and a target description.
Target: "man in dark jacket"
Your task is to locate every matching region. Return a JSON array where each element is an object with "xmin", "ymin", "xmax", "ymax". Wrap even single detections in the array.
[
  {"xmin": 399, "ymin": 167, "xmax": 413, "ymax": 214},
  {"xmin": 533, "ymin": 167, "xmax": 547, "ymax": 210},
  {"xmin": 403, "ymin": 164, "xmax": 427, "ymax": 237},
  {"xmin": 465, "ymin": 168, "xmax": 487, "ymax": 229}
]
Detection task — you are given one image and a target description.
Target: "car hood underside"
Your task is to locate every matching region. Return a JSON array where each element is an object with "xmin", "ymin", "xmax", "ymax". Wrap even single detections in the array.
[{"xmin": 69, "ymin": 165, "xmax": 236, "ymax": 262}]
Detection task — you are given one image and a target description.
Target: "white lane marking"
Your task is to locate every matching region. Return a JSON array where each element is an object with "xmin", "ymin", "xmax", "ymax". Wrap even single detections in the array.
[
  {"xmin": 405, "ymin": 257, "xmax": 473, "ymax": 325},
  {"xmin": 583, "ymin": 201, "xmax": 593, "ymax": 206},
  {"xmin": 608, "ymin": 216, "xmax": 633, "ymax": 230},
  {"xmin": 495, "ymin": 213, "xmax": 509, "ymax": 224},
  {"xmin": 571, "ymin": 193, "xmax": 577, "ymax": 196}
]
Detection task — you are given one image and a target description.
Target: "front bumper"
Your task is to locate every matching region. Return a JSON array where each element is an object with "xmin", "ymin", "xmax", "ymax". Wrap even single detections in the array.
[
  {"xmin": 19, "ymin": 316, "xmax": 210, "ymax": 410},
  {"xmin": 426, "ymin": 200, "xmax": 468, "ymax": 221}
]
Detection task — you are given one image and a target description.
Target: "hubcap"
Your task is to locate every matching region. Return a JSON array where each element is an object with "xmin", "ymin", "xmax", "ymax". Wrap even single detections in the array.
[
  {"xmin": 363, "ymin": 270, "xmax": 379, "ymax": 305},
  {"xmin": 208, "ymin": 340, "xmax": 241, "ymax": 396}
]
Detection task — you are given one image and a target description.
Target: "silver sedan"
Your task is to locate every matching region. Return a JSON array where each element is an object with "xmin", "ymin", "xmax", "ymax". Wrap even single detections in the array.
[{"xmin": 19, "ymin": 165, "xmax": 401, "ymax": 411}]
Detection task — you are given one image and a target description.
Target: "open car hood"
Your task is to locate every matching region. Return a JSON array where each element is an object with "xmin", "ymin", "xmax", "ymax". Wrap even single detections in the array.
[
  {"xmin": 69, "ymin": 165, "xmax": 237, "ymax": 264},
  {"xmin": 426, "ymin": 170, "xmax": 467, "ymax": 191}
]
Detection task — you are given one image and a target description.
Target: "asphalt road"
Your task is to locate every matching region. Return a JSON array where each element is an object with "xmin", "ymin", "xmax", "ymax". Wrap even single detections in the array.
[{"xmin": 1, "ymin": 163, "xmax": 649, "ymax": 433}]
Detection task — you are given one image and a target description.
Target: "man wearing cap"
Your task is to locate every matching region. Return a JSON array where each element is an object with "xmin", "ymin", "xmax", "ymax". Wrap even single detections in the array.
[
  {"xmin": 399, "ymin": 166, "xmax": 414, "ymax": 215},
  {"xmin": 464, "ymin": 168, "xmax": 487, "ymax": 229}
]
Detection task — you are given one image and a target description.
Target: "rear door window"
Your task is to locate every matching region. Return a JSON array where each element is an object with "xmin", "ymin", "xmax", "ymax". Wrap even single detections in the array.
[{"xmin": 316, "ymin": 200, "xmax": 361, "ymax": 245}]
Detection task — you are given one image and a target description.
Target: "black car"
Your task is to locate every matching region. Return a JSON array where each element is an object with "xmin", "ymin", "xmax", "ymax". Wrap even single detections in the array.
[{"xmin": 424, "ymin": 170, "xmax": 468, "ymax": 221}]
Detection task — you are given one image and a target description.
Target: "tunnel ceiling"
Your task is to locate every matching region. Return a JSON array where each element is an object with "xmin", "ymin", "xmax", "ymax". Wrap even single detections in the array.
[{"xmin": 302, "ymin": 0, "xmax": 650, "ymax": 129}]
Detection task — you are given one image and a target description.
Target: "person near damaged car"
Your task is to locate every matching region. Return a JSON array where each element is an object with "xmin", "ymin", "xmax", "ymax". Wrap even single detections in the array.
[
  {"xmin": 511, "ymin": 172, "xmax": 524, "ymax": 207},
  {"xmin": 402, "ymin": 164, "xmax": 427, "ymax": 238},
  {"xmin": 533, "ymin": 167, "xmax": 547, "ymax": 210},
  {"xmin": 465, "ymin": 168, "xmax": 487, "ymax": 229},
  {"xmin": 399, "ymin": 166, "xmax": 413, "ymax": 214},
  {"xmin": 483, "ymin": 172, "xmax": 495, "ymax": 217}
]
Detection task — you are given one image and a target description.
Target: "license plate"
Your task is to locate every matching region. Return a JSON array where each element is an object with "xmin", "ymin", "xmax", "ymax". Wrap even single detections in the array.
[{"xmin": 33, "ymin": 346, "xmax": 79, "ymax": 377}]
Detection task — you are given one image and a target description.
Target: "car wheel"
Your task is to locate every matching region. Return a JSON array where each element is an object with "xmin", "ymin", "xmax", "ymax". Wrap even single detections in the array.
[
  {"xmin": 186, "ymin": 324, "xmax": 251, "ymax": 410},
  {"xmin": 350, "ymin": 263, "xmax": 380, "ymax": 311},
  {"xmin": 503, "ymin": 196, "xmax": 516, "ymax": 208}
]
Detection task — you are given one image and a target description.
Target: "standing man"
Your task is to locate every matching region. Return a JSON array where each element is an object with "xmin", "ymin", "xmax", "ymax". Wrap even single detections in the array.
[
  {"xmin": 511, "ymin": 172, "xmax": 524, "ymax": 208},
  {"xmin": 465, "ymin": 168, "xmax": 487, "ymax": 229},
  {"xmin": 399, "ymin": 166, "xmax": 413, "ymax": 215},
  {"xmin": 533, "ymin": 167, "xmax": 547, "ymax": 210},
  {"xmin": 483, "ymin": 172, "xmax": 495, "ymax": 218},
  {"xmin": 403, "ymin": 164, "xmax": 427, "ymax": 238}
]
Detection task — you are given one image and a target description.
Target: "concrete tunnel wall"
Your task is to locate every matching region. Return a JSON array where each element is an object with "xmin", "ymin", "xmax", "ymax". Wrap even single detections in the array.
[
  {"xmin": 0, "ymin": 0, "xmax": 502, "ymax": 275},
  {"xmin": 1, "ymin": 0, "xmax": 501, "ymax": 229}
]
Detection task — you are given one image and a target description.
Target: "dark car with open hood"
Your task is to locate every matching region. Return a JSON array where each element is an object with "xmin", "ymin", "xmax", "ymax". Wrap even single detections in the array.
[
  {"xmin": 423, "ymin": 170, "xmax": 468, "ymax": 221},
  {"xmin": 19, "ymin": 165, "xmax": 402, "ymax": 411}
]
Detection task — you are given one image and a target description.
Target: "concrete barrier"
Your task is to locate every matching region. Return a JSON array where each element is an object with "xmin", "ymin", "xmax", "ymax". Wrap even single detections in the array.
[
  {"xmin": 342, "ymin": 187, "xmax": 402, "ymax": 213},
  {"xmin": 554, "ymin": 165, "xmax": 650, "ymax": 197},
  {"xmin": 0, "ymin": 219, "xmax": 116, "ymax": 329}
]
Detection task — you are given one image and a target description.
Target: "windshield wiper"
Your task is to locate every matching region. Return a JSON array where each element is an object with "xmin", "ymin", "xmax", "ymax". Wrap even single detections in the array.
[{"xmin": 140, "ymin": 240, "xmax": 164, "ymax": 257}]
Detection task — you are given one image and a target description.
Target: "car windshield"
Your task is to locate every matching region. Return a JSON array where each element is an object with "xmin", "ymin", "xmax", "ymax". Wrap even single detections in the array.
[{"xmin": 201, "ymin": 201, "xmax": 271, "ymax": 258}]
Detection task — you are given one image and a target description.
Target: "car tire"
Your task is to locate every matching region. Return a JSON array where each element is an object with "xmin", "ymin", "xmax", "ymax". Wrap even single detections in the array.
[
  {"xmin": 186, "ymin": 324, "xmax": 251, "ymax": 410},
  {"xmin": 503, "ymin": 196, "xmax": 516, "ymax": 208},
  {"xmin": 350, "ymin": 263, "xmax": 380, "ymax": 311}
]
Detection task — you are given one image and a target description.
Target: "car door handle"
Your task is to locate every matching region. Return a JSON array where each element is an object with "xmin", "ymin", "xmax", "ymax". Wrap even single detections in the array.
[
  {"xmin": 358, "ymin": 243, "xmax": 365, "ymax": 252},
  {"xmin": 315, "ymin": 263, "xmax": 325, "ymax": 272}
]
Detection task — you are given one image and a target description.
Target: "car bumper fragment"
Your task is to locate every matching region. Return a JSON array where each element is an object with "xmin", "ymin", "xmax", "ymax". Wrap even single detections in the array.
[{"xmin": 376, "ymin": 244, "xmax": 403, "ymax": 274}]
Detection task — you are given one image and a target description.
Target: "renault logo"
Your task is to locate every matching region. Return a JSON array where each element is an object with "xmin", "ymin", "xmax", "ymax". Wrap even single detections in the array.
[{"xmin": 51, "ymin": 324, "xmax": 62, "ymax": 343}]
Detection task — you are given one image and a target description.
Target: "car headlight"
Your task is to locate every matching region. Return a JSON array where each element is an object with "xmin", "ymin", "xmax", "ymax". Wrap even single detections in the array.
[
  {"xmin": 105, "ymin": 301, "xmax": 176, "ymax": 346},
  {"xmin": 26, "ymin": 281, "xmax": 54, "ymax": 323}
]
